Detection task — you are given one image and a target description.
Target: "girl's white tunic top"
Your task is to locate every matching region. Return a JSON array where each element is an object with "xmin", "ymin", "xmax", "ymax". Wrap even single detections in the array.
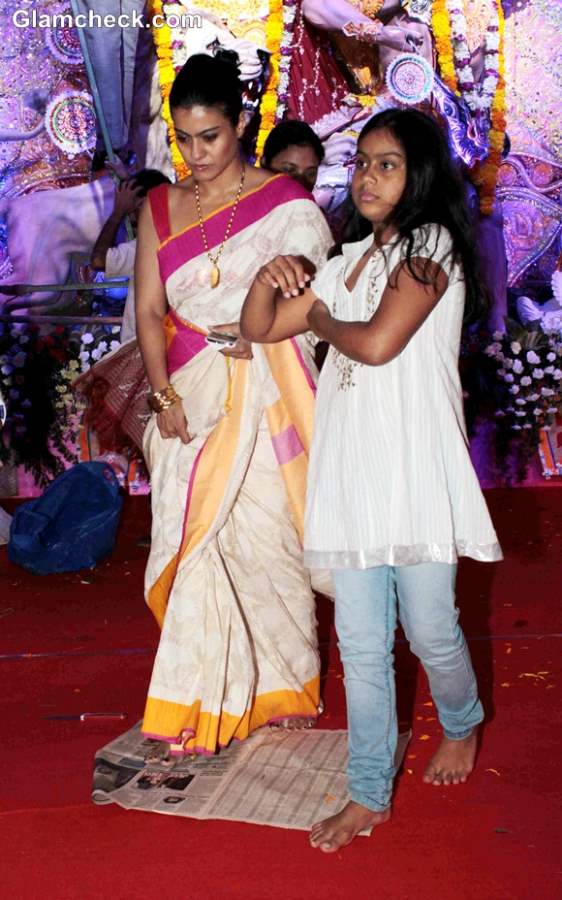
[{"xmin": 304, "ymin": 224, "xmax": 503, "ymax": 570}]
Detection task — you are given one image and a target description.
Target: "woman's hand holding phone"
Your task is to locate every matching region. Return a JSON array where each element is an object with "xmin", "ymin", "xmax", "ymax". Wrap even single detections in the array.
[{"xmin": 209, "ymin": 322, "xmax": 253, "ymax": 360}]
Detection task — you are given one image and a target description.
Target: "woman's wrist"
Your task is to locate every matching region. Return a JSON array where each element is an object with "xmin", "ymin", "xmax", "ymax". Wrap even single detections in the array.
[{"xmin": 148, "ymin": 384, "xmax": 181, "ymax": 413}]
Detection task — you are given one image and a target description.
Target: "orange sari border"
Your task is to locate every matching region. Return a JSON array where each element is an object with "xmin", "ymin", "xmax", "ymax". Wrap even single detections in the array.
[{"xmin": 142, "ymin": 675, "xmax": 321, "ymax": 756}]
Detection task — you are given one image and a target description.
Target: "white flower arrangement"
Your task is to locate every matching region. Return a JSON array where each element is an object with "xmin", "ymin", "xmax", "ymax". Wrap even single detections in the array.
[
  {"xmin": 77, "ymin": 326, "xmax": 121, "ymax": 374},
  {"xmin": 485, "ymin": 325, "xmax": 562, "ymax": 434}
]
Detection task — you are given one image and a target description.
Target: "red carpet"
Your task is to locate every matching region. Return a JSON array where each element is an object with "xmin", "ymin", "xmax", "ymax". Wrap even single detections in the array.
[{"xmin": 1, "ymin": 490, "xmax": 561, "ymax": 899}]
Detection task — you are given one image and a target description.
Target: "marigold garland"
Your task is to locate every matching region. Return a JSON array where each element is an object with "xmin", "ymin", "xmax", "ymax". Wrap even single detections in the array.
[
  {"xmin": 149, "ymin": 0, "xmax": 189, "ymax": 180},
  {"xmin": 254, "ymin": 0, "xmax": 283, "ymax": 160},
  {"xmin": 431, "ymin": 0, "xmax": 459, "ymax": 94},
  {"xmin": 470, "ymin": 2, "xmax": 506, "ymax": 215}
]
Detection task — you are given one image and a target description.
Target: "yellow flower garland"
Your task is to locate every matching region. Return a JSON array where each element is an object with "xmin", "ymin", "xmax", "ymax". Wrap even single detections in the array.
[
  {"xmin": 149, "ymin": 0, "xmax": 189, "ymax": 180},
  {"xmin": 471, "ymin": 3, "xmax": 506, "ymax": 215},
  {"xmin": 431, "ymin": 0, "xmax": 458, "ymax": 94},
  {"xmin": 254, "ymin": 0, "xmax": 284, "ymax": 161}
]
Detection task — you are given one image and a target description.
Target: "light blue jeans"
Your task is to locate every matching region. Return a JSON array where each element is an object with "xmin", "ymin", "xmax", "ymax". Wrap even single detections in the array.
[{"xmin": 332, "ymin": 563, "xmax": 483, "ymax": 812}]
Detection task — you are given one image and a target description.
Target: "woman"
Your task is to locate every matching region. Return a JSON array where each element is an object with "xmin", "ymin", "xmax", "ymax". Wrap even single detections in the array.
[
  {"xmin": 261, "ymin": 120, "xmax": 325, "ymax": 192},
  {"xmin": 136, "ymin": 53, "xmax": 333, "ymax": 757}
]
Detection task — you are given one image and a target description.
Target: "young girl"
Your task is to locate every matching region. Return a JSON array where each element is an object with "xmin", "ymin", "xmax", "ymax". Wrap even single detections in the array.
[{"xmin": 241, "ymin": 108, "xmax": 502, "ymax": 852}]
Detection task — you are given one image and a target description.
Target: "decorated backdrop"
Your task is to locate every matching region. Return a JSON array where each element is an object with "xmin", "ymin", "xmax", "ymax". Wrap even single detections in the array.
[{"xmin": 0, "ymin": 0, "xmax": 561, "ymax": 489}]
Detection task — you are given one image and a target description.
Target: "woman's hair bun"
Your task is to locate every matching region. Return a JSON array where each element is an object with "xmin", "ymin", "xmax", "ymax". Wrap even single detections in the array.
[
  {"xmin": 169, "ymin": 52, "xmax": 244, "ymax": 125},
  {"xmin": 213, "ymin": 47, "xmax": 242, "ymax": 78},
  {"xmin": 181, "ymin": 50, "xmax": 242, "ymax": 88}
]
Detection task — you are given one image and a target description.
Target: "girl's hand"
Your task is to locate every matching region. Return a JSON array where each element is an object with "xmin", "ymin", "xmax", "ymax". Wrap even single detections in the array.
[
  {"xmin": 211, "ymin": 322, "xmax": 253, "ymax": 360},
  {"xmin": 307, "ymin": 299, "xmax": 332, "ymax": 337},
  {"xmin": 256, "ymin": 255, "xmax": 315, "ymax": 299},
  {"xmin": 156, "ymin": 401, "xmax": 191, "ymax": 443}
]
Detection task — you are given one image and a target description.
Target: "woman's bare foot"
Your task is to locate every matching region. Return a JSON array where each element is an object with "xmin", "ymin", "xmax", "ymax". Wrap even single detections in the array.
[
  {"xmin": 269, "ymin": 716, "xmax": 316, "ymax": 731},
  {"xmin": 309, "ymin": 801, "xmax": 390, "ymax": 853},
  {"xmin": 144, "ymin": 740, "xmax": 175, "ymax": 768},
  {"xmin": 423, "ymin": 729, "xmax": 478, "ymax": 786}
]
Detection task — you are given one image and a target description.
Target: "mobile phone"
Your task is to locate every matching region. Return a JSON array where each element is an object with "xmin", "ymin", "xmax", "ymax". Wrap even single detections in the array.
[{"xmin": 206, "ymin": 331, "xmax": 238, "ymax": 349}]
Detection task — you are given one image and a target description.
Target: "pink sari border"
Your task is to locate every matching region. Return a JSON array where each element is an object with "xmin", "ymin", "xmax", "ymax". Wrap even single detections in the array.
[
  {"xmin": 157, "ymin": 175, "xmax": 316, "ymax": 284},
  {"xmin": 166, "ymin": 308, "xmax": 208, "ymax": 376},
  {"xmin": 271, "ymin": 424, "xmax": 305, "ymax": 466}
]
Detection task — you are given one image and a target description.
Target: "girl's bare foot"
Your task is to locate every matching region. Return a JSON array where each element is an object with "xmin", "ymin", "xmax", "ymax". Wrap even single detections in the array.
[
  {"xmin": 423, "ymin": 729, "xmax": 478, "ymax": 786},
  {"xmin": 309, "ymin": 801, "xmax": 390, "ymax": 853}
]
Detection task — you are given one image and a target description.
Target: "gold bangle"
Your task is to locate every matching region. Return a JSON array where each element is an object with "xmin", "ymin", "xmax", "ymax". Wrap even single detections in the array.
[{"xmin": 148, "ymin": 384, "xmax": 181, "ymax": 413}]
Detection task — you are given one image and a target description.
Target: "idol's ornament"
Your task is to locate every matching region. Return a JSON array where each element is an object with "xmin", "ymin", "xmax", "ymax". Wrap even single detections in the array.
[{"xmin": 385, "ymin": 53, "xmax": 434, "ymax": 106}]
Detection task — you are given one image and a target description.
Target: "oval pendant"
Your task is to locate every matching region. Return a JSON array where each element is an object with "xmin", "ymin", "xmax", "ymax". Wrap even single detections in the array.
[{"xmin": 210, "ymin": 265, "xmax": 220, "ymax": 289}]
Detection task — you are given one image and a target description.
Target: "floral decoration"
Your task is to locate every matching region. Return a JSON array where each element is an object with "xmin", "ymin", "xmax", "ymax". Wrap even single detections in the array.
[
  {"xmin": 445, "ymin": 0, "xmax": 501, "ymax": 115},
  {"xmin": 149, "ymin": 0, "xmax": 189, "ymax": 180},
  {"xmin": 254, "ymin": 0, "xmax": 283, "ymax": 159},
  {"xmin": 432, "ymin": 0, "xmax": 506, "ymax": 213},
  {"xmin": 485, "ymin": 321, "xmax": 562, "ymax": 439},
  {"xmin": 470, "ymin": 2, "xmax": 506, "ymax": 215},
  {"xmin": 275, "ymin": 0, "xmax": 299, "ymax": 125},
  {"xmin": 431, "ymin": 0, "xmax": 459, "ymax": 93},
  {"xmin": 0, "ymin": 325, "xmax": 82, "ymax": 484},
  {"xmin": 0, "ymin": 322, "xmax": 122, "ymax": 485}
]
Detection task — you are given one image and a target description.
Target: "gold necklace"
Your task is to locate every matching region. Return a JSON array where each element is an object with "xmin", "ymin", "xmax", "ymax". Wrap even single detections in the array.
[{"xmin": 194, "ymin": 166, "xmax": 246, "ymax": 289}]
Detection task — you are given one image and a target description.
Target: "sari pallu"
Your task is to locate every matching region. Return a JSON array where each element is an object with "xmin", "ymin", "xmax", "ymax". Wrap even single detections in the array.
[{"xmin": 142, "ymin": 176, "xmax": 333, "ymax": 755}]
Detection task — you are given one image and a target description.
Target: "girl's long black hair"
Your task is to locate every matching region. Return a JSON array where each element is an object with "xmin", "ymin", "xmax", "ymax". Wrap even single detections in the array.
[{"xmin": 339, "ymin": 108, "xmax": 488, "ymax": 323}]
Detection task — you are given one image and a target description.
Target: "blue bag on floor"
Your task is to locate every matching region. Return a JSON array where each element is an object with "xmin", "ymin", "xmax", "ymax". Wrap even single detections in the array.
[{"xmin": 8, "ymin": 462, "xmax": 123, "ymax": 575}]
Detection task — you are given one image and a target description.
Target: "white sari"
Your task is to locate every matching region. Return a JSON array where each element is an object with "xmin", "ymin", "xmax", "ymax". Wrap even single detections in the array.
[{"xmin": 141, "ymin": 175, "xmax": 332, "ymax": 755}]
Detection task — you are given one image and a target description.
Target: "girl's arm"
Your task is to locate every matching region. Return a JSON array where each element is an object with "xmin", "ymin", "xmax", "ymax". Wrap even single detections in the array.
[
  {"xmin": 240, "ymin": 255, "xmax": 319, "ymax": 343},
  {"xmin": 309, "ymin": 259, "xmax": 449, "ymax": 366},
  {"xmin": 91, "ymin": 180, "xmax": 143, "ymax": 271},
  {"xmin": 135, "ymin": 200, "xmax": 190, "ymax": 443}
]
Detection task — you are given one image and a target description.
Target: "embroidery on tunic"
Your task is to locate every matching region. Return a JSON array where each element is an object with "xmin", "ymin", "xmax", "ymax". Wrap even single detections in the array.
[{"xmin": 331, "ymin": 248, "xmax": 388, "ymax": 390}]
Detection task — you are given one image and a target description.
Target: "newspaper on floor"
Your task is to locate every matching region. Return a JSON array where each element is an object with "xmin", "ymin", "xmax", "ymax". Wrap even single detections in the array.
[{"xmin": 92, "ymin": 724, "xmax": 410, "ymax": 833}]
